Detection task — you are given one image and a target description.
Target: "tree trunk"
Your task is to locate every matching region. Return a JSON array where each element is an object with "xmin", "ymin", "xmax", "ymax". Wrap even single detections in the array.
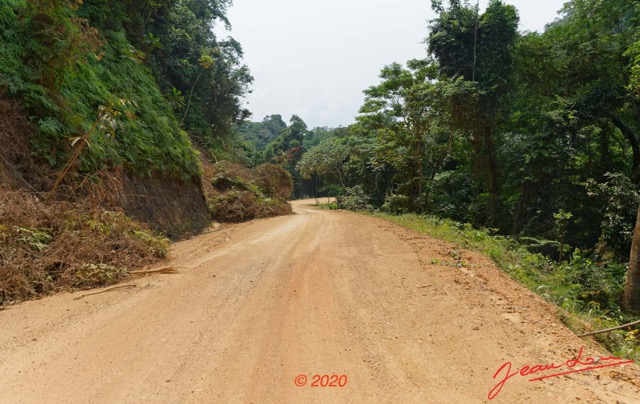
[
  {"xmin": 610, "ymin": 115, "xmax": 640, "ymax": 182},
  {"xmin": 484, "ymin": 128, "xmax": 500, "ymax": 229},
  {"xmin": 512, "ymin": 180, "xmax": 533, "ymax": 235},
  {"xmin": 624, "ymin": 205, "xmax": 640, "ymax": 313},
  {"xmin": 471, "ymin": 123, "xmax": 501, "ymax": 228}
]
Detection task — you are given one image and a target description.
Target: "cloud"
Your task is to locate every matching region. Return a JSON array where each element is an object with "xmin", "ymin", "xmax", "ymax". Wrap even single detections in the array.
[{"xmin": 219, "ymin": 0, "xmax": 566, "ymax": 128}]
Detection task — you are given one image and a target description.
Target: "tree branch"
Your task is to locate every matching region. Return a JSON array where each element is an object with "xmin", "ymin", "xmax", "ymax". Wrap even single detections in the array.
[{"xmin": 610, "ymin": 115, "xmax": 640, "ymax": 182}]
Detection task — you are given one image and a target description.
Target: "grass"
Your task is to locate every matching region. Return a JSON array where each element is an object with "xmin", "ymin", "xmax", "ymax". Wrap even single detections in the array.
[
  {"xmin": 369, "ymin": 212, "xmax": 640, "ymax": 362},
  {"xmin": 314, "ymin": 200, "xmax": 339, "ymax": 210}
]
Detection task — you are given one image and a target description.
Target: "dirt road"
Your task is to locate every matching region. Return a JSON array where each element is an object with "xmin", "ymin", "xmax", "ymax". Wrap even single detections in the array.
[{"xmin": 1, "ymin": 200, "xmax": 639, "ymax": 403}]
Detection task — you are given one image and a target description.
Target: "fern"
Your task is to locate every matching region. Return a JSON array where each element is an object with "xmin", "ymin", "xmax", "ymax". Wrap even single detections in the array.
[{"xmin": 1, "ymin": 2, "xmax": 201, "ymax": 182}]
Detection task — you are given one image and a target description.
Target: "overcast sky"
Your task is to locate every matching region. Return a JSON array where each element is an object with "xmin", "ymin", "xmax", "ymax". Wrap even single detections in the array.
[{"xmin": 217, "ymin": 0, "xmax": 568, "ymax": 128}]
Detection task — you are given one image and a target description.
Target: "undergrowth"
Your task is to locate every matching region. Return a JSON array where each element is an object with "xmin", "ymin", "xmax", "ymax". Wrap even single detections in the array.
[
  {"xmin": 0, "ymin": 0, "xmax": 200, "ymax": 182},
  {"xmin": 0, "ymin": 191, "xmax": 169, "ymax": 304},
  {"xmin": 371, "ymin": 212, "xmax": 640, "ymax": 362}
]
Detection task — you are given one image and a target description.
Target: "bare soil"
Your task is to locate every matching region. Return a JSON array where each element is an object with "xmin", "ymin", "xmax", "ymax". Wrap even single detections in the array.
[{"xmin": 0, "ymin": 200, "xmax": 638, "ymax": 403}]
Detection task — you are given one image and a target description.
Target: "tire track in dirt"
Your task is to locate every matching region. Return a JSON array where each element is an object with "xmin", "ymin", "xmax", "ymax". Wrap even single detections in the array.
[{"xmin": 0, "ymin": 200, "xmax": 638, "ymax": 403}]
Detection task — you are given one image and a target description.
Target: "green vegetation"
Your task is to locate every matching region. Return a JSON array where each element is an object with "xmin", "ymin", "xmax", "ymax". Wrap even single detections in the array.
[
  {"xmin": 295, "ymin": 0, "xmax": 640, "ymax": 313},
  {"xmin": 1, "ymin": 1, "xmax": 199, "ymax": 180},
  {"xmin": 235, "ymin": 114, "xmax": 354, "ymax": 198},
  {"xmin": 1, "ymin": 0, "xmax": 252, "ymax": 186},
  {"xmin": 372, "ymin": 212, "xmax": 640, "ymax": 361}
]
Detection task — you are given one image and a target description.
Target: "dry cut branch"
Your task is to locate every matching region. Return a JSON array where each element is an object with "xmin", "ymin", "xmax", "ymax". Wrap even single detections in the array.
[
  {"xmin": 73, "ymin": 284, "xmax": 136, "ymax": 300},
  {"xmin": 578, "ymin": 319, "xmax": 640, "ymax": 337}
]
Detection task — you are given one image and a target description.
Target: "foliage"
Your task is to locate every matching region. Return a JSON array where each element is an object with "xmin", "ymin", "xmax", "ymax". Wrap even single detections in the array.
[
  {"xmin": 239, "ymin": 114, "xmax": 313, "ymax": 198},
  {"xmin": 72, "ymin": 263, "xmax": 126, "ymax": 288},
  {"xmin": 297, "ymin": 137, "xmax": 349, "ymax": 187},
  {"xmin": 123, "ymin": 0, "xmax": 253, "ymax": 153},
  {"xmin": 586, "ymin": 173, "xmax": 640, "ymax": 258},
  {"xmin": 16, "ymin": 226, "xmax": 54, "ymax": 252},
  {"xmin": 236, "ymin": 114, "xmax": 288, "ymax": 154},
  {"xmin": 382, "ymin": 194, "xmax": 414, "ymax": 214},
  {"xmin": 358, "ymin": 59, "xmax": 454, "ymax": 212},
  {"xmin": 336, "ymin": 186, "xmax": 373, "ymax": 211},
  {"xmin": 1, "ymin": 0, "xmax": 255, "ymax": 195},
  {"xmin": 0, "ymin": 2, "xmax": 202, "ymax": 183}
]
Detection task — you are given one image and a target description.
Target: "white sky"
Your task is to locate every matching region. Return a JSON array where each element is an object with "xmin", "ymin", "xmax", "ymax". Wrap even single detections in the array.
[{"xmin": 217, "ymin": 0, "xmax": 568, "ymax": 128}]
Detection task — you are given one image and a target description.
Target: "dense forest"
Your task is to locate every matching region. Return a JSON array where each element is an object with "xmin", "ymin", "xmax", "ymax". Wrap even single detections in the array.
[
  {"xmin": 1, "ymin": 0, "xmax": 251, "ymax": 177},
  {"xmin": 254, "ymin": 0, "xmax": 640, "ymax": 316}
]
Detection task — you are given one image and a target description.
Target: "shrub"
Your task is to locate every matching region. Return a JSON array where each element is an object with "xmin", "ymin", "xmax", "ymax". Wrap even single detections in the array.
[
  {"xmin": 337, "ymin": 185, "xmax": 372, "ymax": 211},
  {"xmin": 254, "ymin": 163, "xmax": 293, "ymax": 200},
  {"xmin": 382, "ymin": 194, "xmax": 413, "ymax": 214}
]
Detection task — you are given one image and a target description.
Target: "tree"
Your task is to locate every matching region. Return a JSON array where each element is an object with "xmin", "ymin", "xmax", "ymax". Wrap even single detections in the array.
[
  {"xmin": 359, "ymin": 59, "xmax": 450, "ymax": 211},
  {"xmin": 626, "ymin": 208, "xmax": 640, "ymax": 312},
  {"xmin": 626, "ymin": 3, "xmax": 640, "ymax": 313},
  {"xmin": 504, "ymin": 0, "xmax": 640, "ymax": 256},
  {"xmin": 83, "ymin": 0, "xmax": 253, "ymax": 151},
  {"xmin": 297, "ymin": 137, "xmax": 349, "ymax": 188},
  {"xmin": 428, "ymin": 0, "xmax": 519, "ymax": 226}
]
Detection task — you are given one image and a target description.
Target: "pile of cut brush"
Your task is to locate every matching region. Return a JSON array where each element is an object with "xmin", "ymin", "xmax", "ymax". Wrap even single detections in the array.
[
  {"xmin": 202, "ymin": 161, "xmax": 293, "ymax": 223},
  {"xmin": 0, "ymin": 190, "xmax": 169, "ymax": 305}
]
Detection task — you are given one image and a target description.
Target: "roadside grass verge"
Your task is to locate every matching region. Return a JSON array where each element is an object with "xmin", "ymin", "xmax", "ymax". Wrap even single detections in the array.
[
  {"xmin": 368, "ymin": 212, "xmax": 640, "ymax": 362},
  {"xmin": 313, "ymin": 200, "xmax": 338, "ymax": 210}
]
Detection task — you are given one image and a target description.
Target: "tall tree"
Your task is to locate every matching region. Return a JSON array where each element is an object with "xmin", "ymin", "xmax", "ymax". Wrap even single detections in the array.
[
  {"xmin": 624, "ymin": 1, "xmax": 640, "ymax": 313},
  {"xmin": 359, "ymin": 59, "xmax": 450, "ymax": 211},
  {"xmin": 297, "ymin": 137, "xmax": 349, "ymax": 188},
  {"xmin": 428, "ymin": 0, "xmax": 519, "ymax": 226}
]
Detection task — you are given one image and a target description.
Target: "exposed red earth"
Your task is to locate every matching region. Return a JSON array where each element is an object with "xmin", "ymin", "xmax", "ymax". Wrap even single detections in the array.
[{"xmin": 1, "ymin": 200, "xmax": 638, "ymax": 403}]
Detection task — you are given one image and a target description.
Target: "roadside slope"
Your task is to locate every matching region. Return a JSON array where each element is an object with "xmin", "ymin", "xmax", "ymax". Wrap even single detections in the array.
[{"xmin": 0, "ymin": 200, "xmax": 638, "ymax": 403}]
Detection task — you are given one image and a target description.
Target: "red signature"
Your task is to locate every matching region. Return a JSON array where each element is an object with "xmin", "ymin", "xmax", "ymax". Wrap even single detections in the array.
[{"xmin": 488, "ymin": 347, "xmax": 635, "ymax": 400}]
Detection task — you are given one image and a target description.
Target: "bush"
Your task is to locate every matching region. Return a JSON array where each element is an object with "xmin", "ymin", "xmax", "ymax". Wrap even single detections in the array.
[
  {"xmin": 337, "ymin": 185, "xmax": 372, "ymax": 211},
  {"xmin": 254, "ymin": 163, "xmax": 293, "ymax": 200},
  {"xmin": 382, "ymin": 194, "xmax": 414, "ymax": 214},
  {"xmin": 586, "ymin": 172, "xmax": 640, "ymax": 259}
]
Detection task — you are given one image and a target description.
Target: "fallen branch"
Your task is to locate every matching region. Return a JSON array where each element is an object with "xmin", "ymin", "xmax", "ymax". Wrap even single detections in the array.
[
  {"xmin": 130, "ymin": 267, "xmax": 179, "ymax": 275},
  {"xmin": 578, "ymin": 319, "xmax": 640, "ymax": 337},
  {"xmin": 73, "ymin": 284, "xmax": 136, "ymax": 300}
]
